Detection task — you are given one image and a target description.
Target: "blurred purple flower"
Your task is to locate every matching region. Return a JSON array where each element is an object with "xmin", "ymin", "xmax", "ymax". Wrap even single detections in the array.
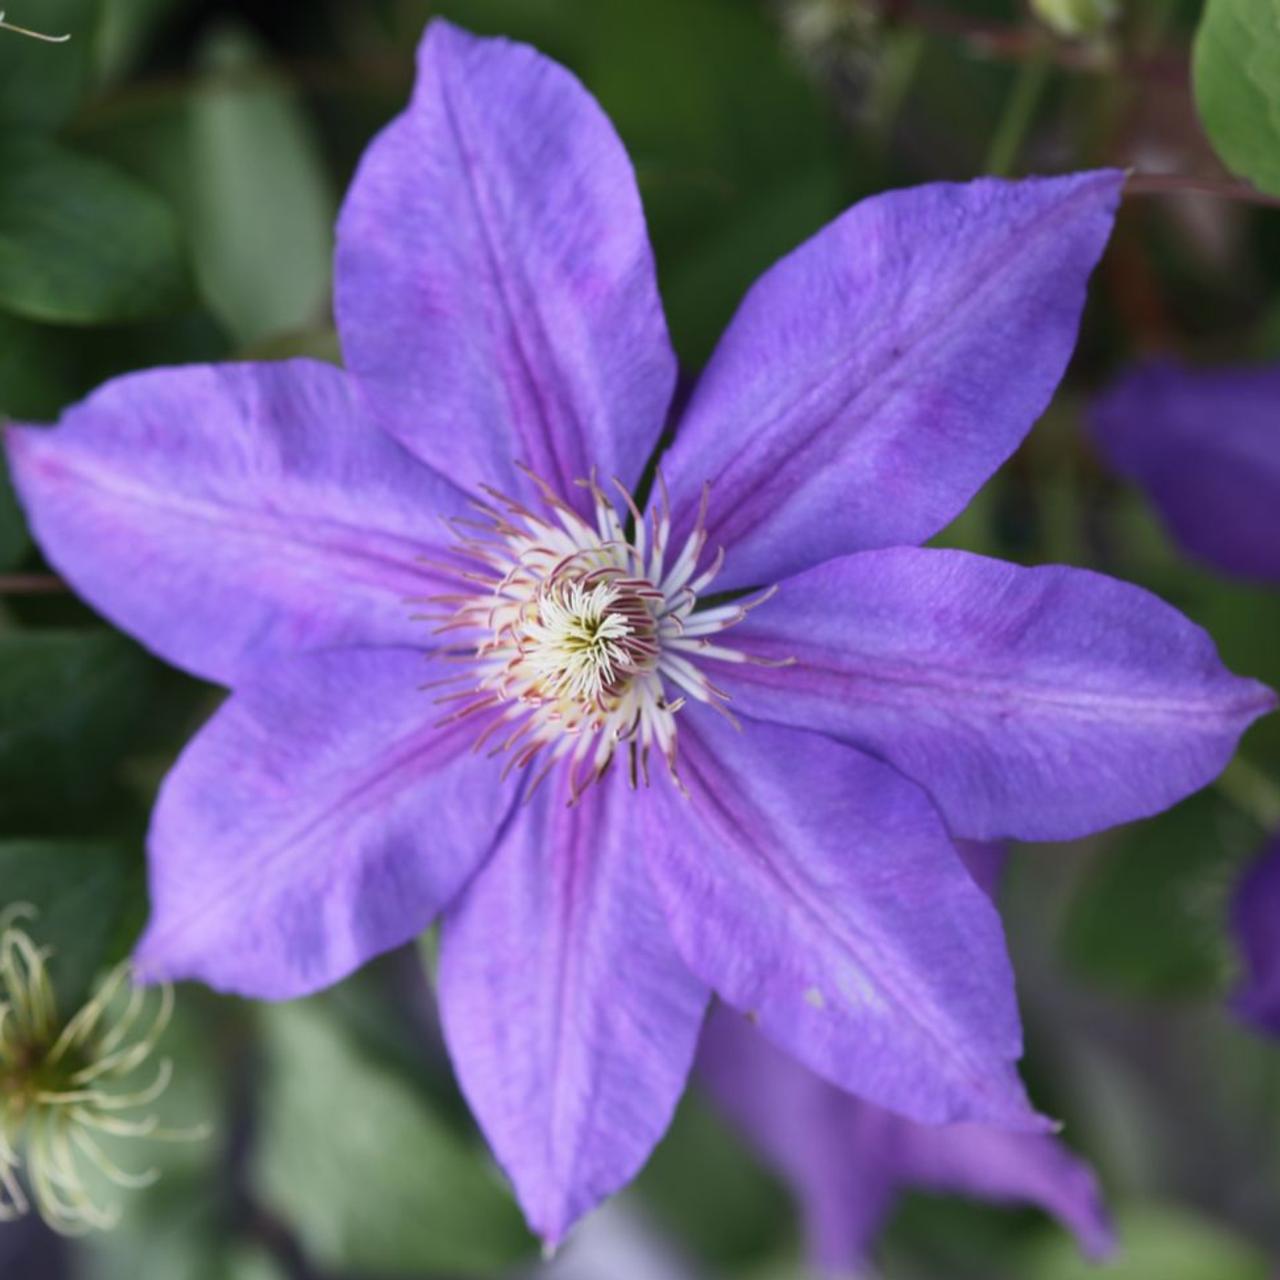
[
  {"xmin": 700, "ymin": 1006, "xmax": 1113, "ymax": 1273},
  {"xmin": 1092, "ymin": 359, "xmax": 1280, "ymax": 582},
  {"xmin": 1094, "ymin": 361, "xmax": 1280, "ymax": 1036},
  {"xmin": 1232, "ymin": 840, "xmax": 1280, "ymax": 1035},
  {"xmin": 6, "ymin": 20, "xmax": 1273, "ymax": 1244},
  {"xmin": 700, "ymin": 843, "xmax": 1111, "ymax": 1273}
]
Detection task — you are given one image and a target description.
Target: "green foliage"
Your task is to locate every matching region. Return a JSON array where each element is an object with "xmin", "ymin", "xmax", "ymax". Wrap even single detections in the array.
[
  {"xmin": 0, "ymin": 0, "xmax": 96, "ymax": 129},
  {"xmin": 0, "ymin": 629, "xmax": 154, "ymax": 821},
  {"xmin": 0, "ymin": 139, "xmax": 188, "ymax": 324},
  {"xmin": 251, "ymin": 1000, "xmax": 534, "ymax": 1275},
  {"xmin": 186, "ymin": 28, "xmax": 335, "ymax": 347},
  {"xmin": 1193, "ymin": 0, "xmax": 1280, "ymax": 196},
  {"xmin": 1061, "ymin": 791, "xmax": 1261, "ymax": 997},
  {"xmin": 1025, "ymin": 1204, "xmax": 1272, "ymax": 1279}
]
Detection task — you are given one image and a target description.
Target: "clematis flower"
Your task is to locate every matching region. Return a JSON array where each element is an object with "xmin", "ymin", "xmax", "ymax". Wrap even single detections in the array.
[
  {"xmin": 0, "ymin": 907, "xmax": 205, "ymax": 1234},
  {"xmin": 6, "ymin": 20, "xmax": 1273, "ymax": 1243},
  {"xmin": 1092, "ymin": 359, "xmax": 1280, "ymax": 582},
  {"xmin": 1093, "ymin": 360, "xmax": 1280, "ymax": 1037},
  {"xmin": 699, "ymin": 1008, "xmax": 1113, "ymax": 1275},
  {"xmin": 1233, "ymin": 839, "xmax": 1280, "ymax": 1034}
]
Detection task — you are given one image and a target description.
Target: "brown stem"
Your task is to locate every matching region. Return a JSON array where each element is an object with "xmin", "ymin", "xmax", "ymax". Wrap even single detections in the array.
[
  {"xmin": 0, "ymin": 574, "xmax": 67, "ymax": 594},
  {"xmin": 1123, "ymin": 171, "xmax": 1280, "ymax": 210}
]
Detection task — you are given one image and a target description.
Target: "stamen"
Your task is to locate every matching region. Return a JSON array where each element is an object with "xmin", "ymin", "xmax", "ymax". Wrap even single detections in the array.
[{"xmin": 422, "ymin": 468, "xmax": 778, "ymax": 800}]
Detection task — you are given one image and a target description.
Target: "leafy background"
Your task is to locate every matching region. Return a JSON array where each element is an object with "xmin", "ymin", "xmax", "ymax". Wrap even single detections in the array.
[{"xmin": 2, "ymin": 1, "xmax": 1279, "ymax": 1277}]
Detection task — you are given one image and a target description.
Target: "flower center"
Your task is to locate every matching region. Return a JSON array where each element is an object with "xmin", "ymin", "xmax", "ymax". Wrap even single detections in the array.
[{"xmin": 420, "ymin": 470, "xmax": 773, "ymax": 802}]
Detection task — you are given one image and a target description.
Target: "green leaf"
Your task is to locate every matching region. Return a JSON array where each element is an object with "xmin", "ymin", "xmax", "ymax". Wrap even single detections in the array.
[
  {"xmin": 0, "ymin": 310, "xmax": 79, "ymax": 421},
  {"xmin": 1060, "ymin": 791, "xmax": 1261, "ymax": 996},
  {"xmin": 634, "ymin": 1094, "xmax": 792, "ymax": 1267},
  {"xmin": 0, "ymin": 450, "xmax": 30, "ymax": 569},
  {"xmin": 0, "ymin": 138, "xmax": 188, "ymax": 324},
  {"xmin": 187, "ymin": 27, "xmax": 335, "ymax": 346},
  {"xmin": 1025, "ymin": 1203, "xmax": 1271, "ymax": 1280},
  {"xmin": 1193, "ymin": 0, "xmax": 1280, "ymax": 196},
  {"xmin": 251, "ymin": 1000, "xmax": 533, "ymax": 1275},
  {"xmin": 0, "ymin": 0, "xmax": 97, "ymax": 130},
  {"xmin": 0, "ymin": 839, "xmax": 137, "ymax": 1006},
  {"xmin": 0, "ymin": 628, "xmax": 154, "ymax": 820}
]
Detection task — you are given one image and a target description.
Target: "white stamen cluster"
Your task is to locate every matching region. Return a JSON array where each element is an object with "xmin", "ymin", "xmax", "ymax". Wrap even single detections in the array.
[
  {"xmin": 0, "ymin": 906, "xmax": 206, "ymax": 1235},
  {"xmin": 420, "ymin": 470, "xmax": 774, "ymax": 802}
]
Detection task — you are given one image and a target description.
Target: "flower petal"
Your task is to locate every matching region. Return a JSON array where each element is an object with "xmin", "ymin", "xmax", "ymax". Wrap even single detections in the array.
[
  {"xmin": 699, "ymin": 1007, "xmax": 1113, "ymax": 1271},
  {"xmin": 718, "ymin": 547, "xmax": 1275, "ymax": 840},
  {"xmin": 6, "ymin": 360, "xmax": 460, "ymax": 685},
  {"xmin": 134, "ymin": 648, "xmax": 518, "ymax": 998},
  {"xmin": 437, "ymin": 765, "xmax": 709, "ymax": 1245},
  {"xmin": 336, "ymin": 20, "xmax": 676, "ymax": 511},
  {"xmin": 660, "ymin": 171, "xmax": 1122, "ymax": 590},
  {"xmin": 895, "ymin": 1115, "xmax": 1114, "ymax": 1262},
  {"xmin": 1231, "ymin": 840, "xmax": 1280, "ymax": 1035},
  {"xmin": 1092, "ymin": 360, "xmax": 1280, "ymax": 582},
  {"xmin": 644, "ymin": 705, "xmax": 1041, "ymax": 1131}
]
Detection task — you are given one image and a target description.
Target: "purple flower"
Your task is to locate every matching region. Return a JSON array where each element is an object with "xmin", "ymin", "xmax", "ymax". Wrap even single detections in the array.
[
  {"xmin": 5, "ymin": 20, "xmax": 1274, "ymax": 1244},
  {"xmin": 1232, "ymin": 840, "xmax": 1280, "ymax": 1035},
  {"xmin": 1093, "ymin": 360, "xmax": 1280, "ymax": 1036},
  {"xmin": 1092, "ymin": 359, "xmax": 1280, "ymax": 582},
  {"xmin": 699, "ymin": 1006, "xmax": 1113, "ymax": 1273}
]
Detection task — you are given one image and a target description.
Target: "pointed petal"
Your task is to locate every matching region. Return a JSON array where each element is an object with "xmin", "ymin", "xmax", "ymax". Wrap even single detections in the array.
[
  {"xmin": 1232, "ymin": 840, "xmax": 1280, "ymax": 1035},
  {"xmin": 437, "ymin": 766, "xmax": 709, "ymax": 1245},
  {"xmin": 1093, "ymin": 360, "xmax": 1280, "ymax": 582},
  {"xmin": 718, "ymin": 547, "xmax": 1275, "ymax": 840},
  {"xmin": 336, "ymin": 20, "xmax": 676, "ymax": 511},
  {"xmin": 645, "ymin": 705, "xmax": 1041, "ymax": 1131},
  {"xmin": 6, "ymin": 360, "xmax": 460, "ymax": 685},
  {"xmin": 135, "ymin": 649, "xmax": 518, "ymax": 998},
  {"xmin": 896, "ymin": 1118, "xmax": 1114, "ymax": 1262},
  {"xmin": 661, "ymin": 171, "xmax": 1122, "ymax": 590}
]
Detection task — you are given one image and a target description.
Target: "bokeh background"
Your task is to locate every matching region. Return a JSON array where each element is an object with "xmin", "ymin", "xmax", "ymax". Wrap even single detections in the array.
[{"xmin": 2, "ymin": 1, "xmax": 1279, "ymax": 1277}]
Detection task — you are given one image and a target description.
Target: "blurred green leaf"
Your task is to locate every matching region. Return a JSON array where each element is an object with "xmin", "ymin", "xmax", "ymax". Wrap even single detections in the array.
[
  {"xmin": 1061, "ymin": 791, "xmax": 1260, "ymax": 996},
  {"xmin": 0, "ymin": 838, "xmax": 136, "ymax": 1005},
  {"xmin": 0, "ymin": 628, "xmax": 154, "ymax": 820},
  {"xmin": 251, "ymin": 1000, "xmax": 533, "ymax": 1275},
  {"xmin": 0, "ymin": 139, "xmax": 188, "ymax": 324},
  {"xmin": 1193, "ymin": 0, "xmax": 1280, "ymax": 196},
  {"xmin": 1025, "ymin": 1203, "xmax": 1271, "ymax": 1279},
  {"xmin": 0, "ymin": 0, "xmax": 97, "ymax": 129},
  {"xmin": 0, "ymin": 310, "xmax": 79, "ymax": 419},
  {"xmin": 0, "ymin": 452, "xmax": 29, "ymax": 569},
  {"xmin": 187, "ymin": 27, "xmax": 335, "ymax": 346},
  {"xmin": 634, "ymin": 1094, "xmax": 793, "ymax": 1267}
]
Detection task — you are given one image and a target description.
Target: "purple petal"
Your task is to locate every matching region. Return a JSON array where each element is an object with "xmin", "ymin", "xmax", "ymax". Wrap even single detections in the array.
[
  {"xmin": 1093, "ymin": 360, "xmax": 1280, "ymax": 582},
  {"xmin": 895, "ymin": 1116, "xmax": 1114, "ymax": 1263},
  {"xmin": 6, "ymin": 360, "xmax": 458, "ymax": 685},
  {"xmin": 660, "ymin": 171, "xmax": 1122, "ymax": 591},
  {"xmin": 643, "ymin": 704, "xmax": 1042, "ymax": 1131},
  {"xmin": 719, "ymin": 547, "xmax": 1275, "ymax": 840},
  {"xmin": 437, "ymin": 766, "xmax": 709, "ymax": 1245},
  {"xmin": 135, "ymin": 648, "xmax": 517, "ymax": 998},
  {"xmin": 699, "ymin": 1007, "xmax": 1113, "ymax": 1271},
  {"xmin": 336, "ymin": 20, "xmax": 676, "ymax": 512},
  {"xmin": 1232, "ymin": 840, "xmax": 1280, "ymax": 1035}
]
